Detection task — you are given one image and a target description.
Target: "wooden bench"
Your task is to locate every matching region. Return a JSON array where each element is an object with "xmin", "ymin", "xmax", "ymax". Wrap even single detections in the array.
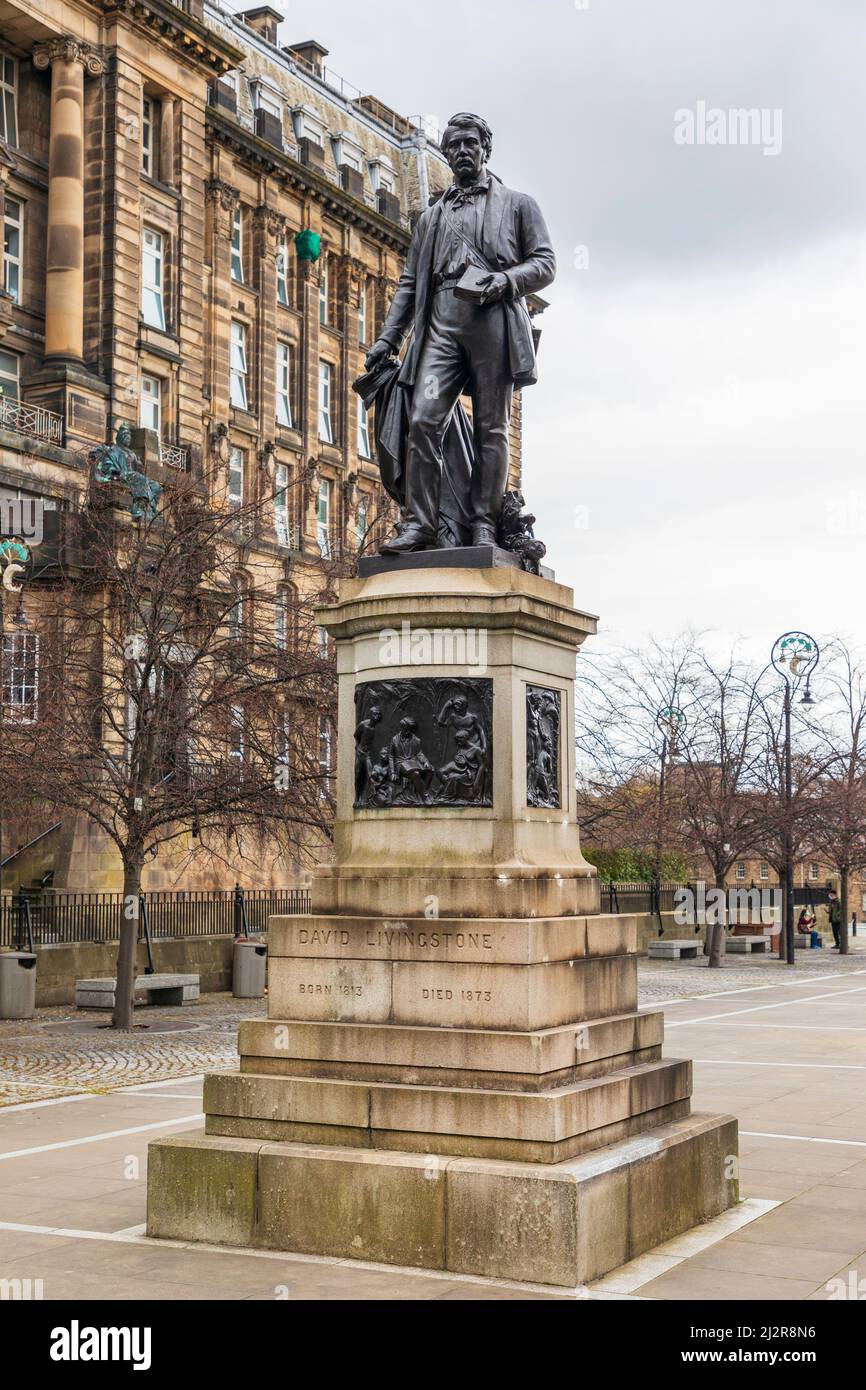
[
  {"xmin": 725, "ymin": 935, "xmax": 769, "ymax": 954},
  {"xmin": 648, "ymin": 939, "xmax": 699, "ymax": 960},
  {"xmin": 75, "ymin": 974, "xmax": 200, "ymax": 1010}
]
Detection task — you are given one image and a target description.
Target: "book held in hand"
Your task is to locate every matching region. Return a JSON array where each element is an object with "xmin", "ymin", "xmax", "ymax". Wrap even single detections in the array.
[{"xmin": 454, "ymin": 265, "xmax": 493, "ymax": 303}]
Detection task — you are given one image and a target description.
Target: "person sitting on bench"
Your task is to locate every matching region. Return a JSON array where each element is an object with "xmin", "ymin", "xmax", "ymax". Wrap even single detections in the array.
[{"xmin": 797, "ymin": 907, "xmax": 821, "ymax": 949}]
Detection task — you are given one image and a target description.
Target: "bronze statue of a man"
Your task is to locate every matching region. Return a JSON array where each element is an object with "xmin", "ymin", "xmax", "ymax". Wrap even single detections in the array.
[{"xmin": 364, "ymin": 112, "xmax": 556, "ymax": 554}]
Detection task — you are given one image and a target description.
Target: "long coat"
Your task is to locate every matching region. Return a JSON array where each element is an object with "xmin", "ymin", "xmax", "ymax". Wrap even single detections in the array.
[{"xmin": 379, "ymin": 174, "xmax": 556, "ymax": 390}]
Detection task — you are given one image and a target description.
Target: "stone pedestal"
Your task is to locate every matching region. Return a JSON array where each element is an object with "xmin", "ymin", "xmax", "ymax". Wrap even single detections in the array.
[{"xmin": 147, "ymin": 564, "xmax": 738, "ymax": 1286}]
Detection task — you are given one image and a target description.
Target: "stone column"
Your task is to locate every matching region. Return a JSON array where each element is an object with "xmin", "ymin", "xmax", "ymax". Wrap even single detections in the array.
[
  {"xmin": 33, "ymin": 38, "xmax": 105, "ymax": 363},
  {"xmin": 253, "ymin": 204, "xmax": 283, "ymax": 438},
  {"xmin": 204, "ymin": 178, "xmax": 238, "ymax": 424}
]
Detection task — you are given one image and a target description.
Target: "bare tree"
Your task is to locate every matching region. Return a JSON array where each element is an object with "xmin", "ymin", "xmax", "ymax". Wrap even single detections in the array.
[
  {"xmin": 674, "ymin": 652, "xmax": 765, "ymax": 966},
  {"xmin": 804, "ymin": 641, "xmax": 866, "ymax": 954},
  {"xmin": 0, "ymin": 461, "xmax": 337, "ymax": 1028},
  {"xmin": 574, "ymin": 633, "xmax": 701, "ymax": 881}
]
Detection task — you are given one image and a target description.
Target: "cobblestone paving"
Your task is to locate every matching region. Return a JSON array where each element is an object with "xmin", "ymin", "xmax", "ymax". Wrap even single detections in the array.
[
  {"xmin": 1, "ymin": 944, "xmax": 865, "ymax": 1106},
  {"xmin": 0, "ymin": 995, "xmax": 262, "ymax": 1107},
  {"xmin": 638, "ymin": 938, "xmax": 866, "ymax": 1003}
]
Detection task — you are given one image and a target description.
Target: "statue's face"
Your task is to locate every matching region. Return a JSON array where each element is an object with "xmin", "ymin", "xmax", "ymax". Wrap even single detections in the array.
[
  {"xmin": 117, "ymin": 423, "xmax": 131, "ymax": 445},
  {"xmin": 371, "ymin": 707, "xmax": 382, "ymax": 724},
  {"xmin": 444, "ymin": 126, "xmax": 487, "ymax": 184},
  {"xmin": 454, "ymin": 697, "xmax": 467, "ymax": 714}
]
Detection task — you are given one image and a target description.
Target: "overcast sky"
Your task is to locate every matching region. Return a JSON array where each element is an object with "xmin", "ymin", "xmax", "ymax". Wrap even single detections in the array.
[{"xmin": 233, "ymin": 0, "xmax": 864, "ymax": 661}]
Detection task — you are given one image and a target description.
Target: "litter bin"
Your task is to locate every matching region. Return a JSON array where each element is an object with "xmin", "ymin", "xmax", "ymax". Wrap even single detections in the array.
[
  {"xmin": 0, "ymin": 951, "xmax": 37, "ymax": 1019},
  {"xmin": 232, "ymin": 938, "xmax": 267, "ymax": 998}
]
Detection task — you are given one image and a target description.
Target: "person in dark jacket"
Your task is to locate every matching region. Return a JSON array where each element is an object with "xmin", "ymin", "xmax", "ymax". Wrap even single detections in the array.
[
  {"xmin": 364, "ymin": 112, "xmax": 556, "ymax": 553},
  {"xmin": 828, "ymin": 889, "xmax": 843, "ymax": 949}
]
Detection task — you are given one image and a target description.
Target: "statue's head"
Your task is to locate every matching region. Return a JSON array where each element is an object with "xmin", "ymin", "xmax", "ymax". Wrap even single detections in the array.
[
  {"xmin": 453, "ymin": 695, "xmax": 468, "ymax": 715},
  {"xmin": 370, "ymin": 706, "xmax": 382, "ymax": 724},
  {"xmin": 116, "ymin": 422, "xmax": 132, "ymax": 446},
  {"xmin": 400, "ymin": 718, "xmax": 416, "ymax": 734},
  {"xmin": 442, "ymin": 112, "xmax": 492, "ymax": 183}
]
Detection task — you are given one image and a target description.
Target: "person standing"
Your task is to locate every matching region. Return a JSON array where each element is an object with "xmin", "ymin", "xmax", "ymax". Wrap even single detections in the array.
[{"xmin": 828, "ymin": 888, "xmax": 843, "ymax": 950}]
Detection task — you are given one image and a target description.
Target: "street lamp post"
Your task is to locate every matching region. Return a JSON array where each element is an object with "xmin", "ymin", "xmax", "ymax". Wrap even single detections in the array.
[
  {"xmin": 770, "ymin": 632, "xmax": 819, "ymax": 966},
  {"xmin": 654, "ymin": 707, "xmax": 686, "ymax": 930}
]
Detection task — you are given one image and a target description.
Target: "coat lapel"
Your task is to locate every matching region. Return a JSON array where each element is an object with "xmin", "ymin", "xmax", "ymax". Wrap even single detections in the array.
[
  {"xmin": 481, "ymin": 176, "xmax": 509, "ymax": 269},
  {"xmin": 414, "ymin": 200, "xmax": 444, "ymax": 337}
]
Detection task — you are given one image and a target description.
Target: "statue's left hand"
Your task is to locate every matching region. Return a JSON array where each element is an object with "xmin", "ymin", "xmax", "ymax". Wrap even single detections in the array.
[{"xmin": 478, "ymin": 272, "xmax": 510, "ymax": 305}]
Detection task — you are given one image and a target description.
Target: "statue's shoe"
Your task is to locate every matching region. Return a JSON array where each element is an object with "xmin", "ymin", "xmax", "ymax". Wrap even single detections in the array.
[
  {"xmin": 379, "ymin": 525, "xmax": 435, "ymax": 555},
  {"xmin": 471, "ymin": 525, "xmax": 499, "ymax": 547}
]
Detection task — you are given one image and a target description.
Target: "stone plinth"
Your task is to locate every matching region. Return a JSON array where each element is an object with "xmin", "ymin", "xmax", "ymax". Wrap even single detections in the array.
[{"xmin": 147, "ymin": 564, "xmax": 738, "ymax": 1286}]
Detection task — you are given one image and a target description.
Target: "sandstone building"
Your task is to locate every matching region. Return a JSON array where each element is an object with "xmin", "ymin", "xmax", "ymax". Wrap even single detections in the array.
[{"xmin": 0, "ymin": 0, "xmax": 532, "ymax": 894}]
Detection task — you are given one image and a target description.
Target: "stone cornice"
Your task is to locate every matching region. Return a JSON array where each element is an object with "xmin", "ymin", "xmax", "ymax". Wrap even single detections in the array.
[
  {"xmin": 98, "ymin": 0, "xmax": 244, "ymax": 76},
  {"xmin": 206, "ymin": 109, "xmax": 411, "ymax": 254}
]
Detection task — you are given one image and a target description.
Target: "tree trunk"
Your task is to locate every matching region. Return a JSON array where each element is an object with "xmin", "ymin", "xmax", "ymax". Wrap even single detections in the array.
[
  {"xmin": 840, "ymin": 868, "xmax": 850, "ymax": 957},
  {"xmin": 112, "ymin": 859, "xmax": 143, "ymax": 1030},
  {"xmin": 707, "ymin": 868, "xmax": 726, "ymax": 968}
]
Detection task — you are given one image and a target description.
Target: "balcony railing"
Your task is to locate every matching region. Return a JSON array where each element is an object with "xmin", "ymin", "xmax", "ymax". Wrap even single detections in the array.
[
  {"xmin": 0, "ymin": 397, "xmax": 64, "ymax": 446},
  {"xmin": 276, "ymin": 522, "xmax": 301, "ymax": 551},
  {"xmin": 160, "ymin": 442, "xmax": 188, "ymax": 470}
]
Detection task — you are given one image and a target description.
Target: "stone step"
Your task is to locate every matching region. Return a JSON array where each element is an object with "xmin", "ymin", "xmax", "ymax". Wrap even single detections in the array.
[
  {"xmin": 313, "ymin": 866, "xmax": 600, "ymax": 922},
  {"xmin": 237, "ymin": 1010, "xmax": 665, "ymax": 1092},
  {"xmin": 267, "ymin": 912, "xmax": 637, "ymax": 965},
  {"xmin": 202, "ymin": 1056, "xmax": 692, "ymax": 1163},
  {"xmin": 147, "ymin": 1110, "xmax": 738, "ymax": 1285},
  {"xmin": 267, "ymin": 952, "xmax": 638, "ymax": 1032}
]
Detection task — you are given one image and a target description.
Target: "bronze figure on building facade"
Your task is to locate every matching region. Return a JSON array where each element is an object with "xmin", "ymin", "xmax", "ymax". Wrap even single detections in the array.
[
  {"xmin": 356, "ymin": 112, "xmax": 556, "ymax": 555},
  {"xmin": 90, "ymin": 423, "xmax": 162, "ymax": 523}
]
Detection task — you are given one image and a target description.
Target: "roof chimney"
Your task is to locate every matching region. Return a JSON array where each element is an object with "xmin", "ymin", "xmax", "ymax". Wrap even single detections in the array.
[
  {"xmin": 239, "ymin": 7, "xmax": 283, "ymax": 45},
  {"xmin": 284, "ymin": 40, "xmax": 329, "ymax": 77}
]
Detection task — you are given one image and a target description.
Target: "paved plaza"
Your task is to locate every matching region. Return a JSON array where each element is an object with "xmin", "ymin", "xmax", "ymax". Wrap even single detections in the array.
[{"xmin": 1, "ymin": 945, "xmax": 866, "ymax": 1300}]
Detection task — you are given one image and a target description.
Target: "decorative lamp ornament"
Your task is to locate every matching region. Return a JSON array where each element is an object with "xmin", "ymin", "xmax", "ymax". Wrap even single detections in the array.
[{"xmin": 295, "ymin": 229, "xmax": 321, "ymax": 263}]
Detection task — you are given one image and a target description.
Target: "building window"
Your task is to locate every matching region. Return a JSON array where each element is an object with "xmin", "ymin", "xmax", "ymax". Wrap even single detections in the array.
[
  {"xmin": 228, "ymin": 447, "xmax": 244, "ymax": 510},
  {"xmin": 316, "ymin": 625, "xmax": 330, "ymax": 660},
  {"xmin": 319, "ymin": 715, "xmax": 332, "ymax": 772},
  {"xmin": 0, "ymin": 56, "xmax": 16, "ymax": 146},
  {"xmin": 139, "ymin": 374, "xmax": 162, "ymax": 434},
  {"xmin": 231, "ymin": 205, "xmax": 244, "ymax": 283},
  {"xmin": 142, "ymin": 96, "xmax": 160, "ymax": 177},
  {"xmin": 759, "ymin": 862, "xmax": 769, "ymax": 882},
  {"xmin": 357, "ymin": 398, "xmax": 371, "ymax": 459},
  {"xmin": 378, "ymin": 170, "xmax": 394, "ymax": 193},
  {"xmin": 356, "ymin": 495, "xmax": 368, "ymax": 547},
  {"xmin": 230, "ymin": 321, "xmax": 248, "ymax": 410},
  {"xmin": 276, "ymin": 343, "xmax": 293, "ymax": 428},
  {"xmin": 357, "ymin": 279, "xmax": 368, "ymax": 345},
  {"xmin": 809, "ymin": 862, "xmax": 820, "ymax": 881},
  {"xmin": 1, "ymin": 631, "xmax": 38, "ymax": 722},
  {"xmin": 3, "ymin": 197, "xmax": 21, "ymax": 303},
  {"xmin": 255, "ymin": 87, "xmax": 282, "ymax": 119},
  {"xmin": 276, "ymin": 239, "xmax": 290, "ymax": 306},
  {"xmin": 275, "ymin": 587, "xmax": 288, "ymax": 650},
  {"xmin": 274, "ymin": 463, "xmax": 290, "ymax": 545},
  {"xmin": 141, "ymin": 228, "xmax": 166, "ymax": 330},
  {"xmin": 0, "ymin": 348, "xmax": 19, "ymax": 400},
  {"xmin": 316, "ymin": 478, "xmax": 331, "ymax": 557},
  {"xmin": 228, "ymin": 581, "xmax": 245, "ymax": 641},
  {"xmin": 735, "ymin": 862, "xmax": 746, "ymax": 881},
  {"xmin": 229, "ymin": 705, "xmax": 245, "ymax": 762},
  {"xmin": 318, "ymin": 360, "xmax": 333, "ymax": 443}
]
